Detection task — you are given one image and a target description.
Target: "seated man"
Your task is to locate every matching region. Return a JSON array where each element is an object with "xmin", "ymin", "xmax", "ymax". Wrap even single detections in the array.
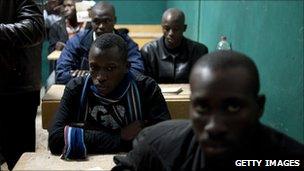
[
  {"xmin": 141, "ymin": 8, "xmax": 208, "ymax": 83},
  {"xmin": 56, "ymin": 1, "xmax": 144, "ymax": 84},
  {"xmin": 44, "ymin": 0, "xmax": 63, "ymax": 33},
  {"xmin": 48, "ymin": 0, "xmax": 87, "ymax": 53},
  {"xmin": 113, "ymin": 51, "xmax": 304, "ymax": 170},
  {"xmin": 46, "ymin": 0, "xmax": 87, "ymax": 89},
  {"xmin": 48, "ymin": 33, "xmax": 170, "ymax": 158}
]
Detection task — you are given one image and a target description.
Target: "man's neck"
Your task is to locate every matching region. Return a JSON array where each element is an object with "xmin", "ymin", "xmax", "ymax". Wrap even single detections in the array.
[{"xmin": 164, "ymin": 37, "xmax": 184, "ymax": 54}]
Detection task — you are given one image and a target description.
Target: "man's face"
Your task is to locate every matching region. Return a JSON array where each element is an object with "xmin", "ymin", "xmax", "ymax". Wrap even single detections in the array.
[
  {"xmin": 89, "ymin": 46, "xmax": 128, "ymax": 96},
  {"xmin": 161, "ymin": 16, "xmax": 185, "ymax": 49},
  {"xmin": 63, "ymin": 0, "xmax": 76, "ymax": 18},
  {"xmin": 90, "ymin": 7, "xmax": 116, "ymax": 37},
  {"xmin": 190, "ymin": 67, "xmax": 263, "ymax": 158}
]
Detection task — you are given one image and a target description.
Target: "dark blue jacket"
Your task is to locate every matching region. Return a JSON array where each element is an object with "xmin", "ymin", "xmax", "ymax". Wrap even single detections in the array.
[{"xmin": 56, "ymin": 29, "xmax": 144, "ymax": 84}]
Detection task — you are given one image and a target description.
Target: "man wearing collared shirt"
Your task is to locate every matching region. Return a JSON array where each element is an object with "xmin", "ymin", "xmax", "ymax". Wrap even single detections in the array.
[
  {"xmin": 141, "ymin": 8, "xmax": 208, "ymax": 83},
  {"xmin": 56, "ymin": 1, "xmax": 144, "ymax": 84}
]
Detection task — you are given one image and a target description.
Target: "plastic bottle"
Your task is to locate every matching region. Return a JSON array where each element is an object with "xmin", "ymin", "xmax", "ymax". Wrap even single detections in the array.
[{"xmin": 216, "ymin": 36, "xmax": 231, "ymax": 50}]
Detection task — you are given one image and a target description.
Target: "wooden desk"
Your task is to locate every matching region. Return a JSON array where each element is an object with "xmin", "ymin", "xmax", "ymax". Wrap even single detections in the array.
[
  {"xmin": 42, "ymin": 84, "xmax": 190, "ymax": 129},
  {"xmin": 47, "ymin": 50, "xmax": 62, "ymax": 61},
  {"xmin": 115, "ymin": 24, "xmax": 162, "ymax": 48},
  {"xmin": 13, "ymin": 152, "xmax": 119, "ymax": 170}
]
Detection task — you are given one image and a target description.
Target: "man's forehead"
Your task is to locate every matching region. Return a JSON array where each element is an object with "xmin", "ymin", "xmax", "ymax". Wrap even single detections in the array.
[
  {"xmin": 162, "ymin": 15, "xmax": 183, "ymax": 25},
  {"xmin": 191, "ymin": 67, "xmax": 252, "ymax": 90},
  {"xmin": 92, "ymin": 7, "xmax": 114, "ymax": 16}
]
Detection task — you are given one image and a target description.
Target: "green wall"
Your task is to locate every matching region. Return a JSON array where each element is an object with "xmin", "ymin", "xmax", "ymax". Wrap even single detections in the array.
[
  {"xmin": 166, "ymin": 0, "xmax": 201, "ymax": 41},
  {"xmin": 168, "ymin": 0, "xmax": 304, "ymax": 143},
  {"xmin": 101, "ymin": 0, "xmax": 304, "ymax": 143},
  {"xmin": 104, "ymin": 0, "xmax": 166, "ymax": 24}
]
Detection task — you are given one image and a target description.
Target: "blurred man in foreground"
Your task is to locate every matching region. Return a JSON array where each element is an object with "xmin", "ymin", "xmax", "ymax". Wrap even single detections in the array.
[{"xmin": 113, "ymin": 50, "xmax": 304, "ymax": 170}]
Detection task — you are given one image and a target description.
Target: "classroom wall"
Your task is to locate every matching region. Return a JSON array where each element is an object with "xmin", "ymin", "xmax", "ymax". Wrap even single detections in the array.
[
  {"xmin": 166, "ymin": 0, "xmax": 201, "ymax": 41},
  {"xmin": 167, "ymin": 0, "xmax": 304, "ymax": 143},
  {"xmin": 106, "ymin": 0, "xmax": 166, "ymax": 24}
]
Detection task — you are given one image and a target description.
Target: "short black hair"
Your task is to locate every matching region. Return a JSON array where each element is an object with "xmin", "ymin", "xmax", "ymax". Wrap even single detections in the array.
[
  {"xmin": 191, "ymin": 50, "xmax": 260, "ymax": 96},
  {"xmin": 91, "ymin": 33, "xmax": 128, "ymax": 62}
]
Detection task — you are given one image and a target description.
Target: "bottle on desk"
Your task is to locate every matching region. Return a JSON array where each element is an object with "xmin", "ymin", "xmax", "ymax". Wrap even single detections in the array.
[{"xmin": 216, "ymin": 36, "xmax": 231, "ymax": 50}]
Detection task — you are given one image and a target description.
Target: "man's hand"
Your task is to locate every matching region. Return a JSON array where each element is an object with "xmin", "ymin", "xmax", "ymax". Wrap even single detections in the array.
[
  {"xmin": 70, "ymin": 70, "xmax": 89, "ymax": 78},
  {"xmin": 121, "ymin": 121, "xmax": 147, "ymax": 141},
  {"xmin": 55, "ymin": 41, "xmax": 65, "ymax": 51}
]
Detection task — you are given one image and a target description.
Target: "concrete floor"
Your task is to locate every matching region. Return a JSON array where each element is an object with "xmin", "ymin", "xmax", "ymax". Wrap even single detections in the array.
[
  {"xmin": 35, "ymin": 106, "xmax": 48, "ymax": 152},
  {"xmin": 36, "ymin": 86, "xmax": 49, "ymax": 153}
]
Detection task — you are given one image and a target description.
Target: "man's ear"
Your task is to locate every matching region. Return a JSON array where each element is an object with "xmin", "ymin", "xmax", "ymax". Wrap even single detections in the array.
[
  {"xmin": 256, "ymin": 95, "xmax": 266, "ymax": 119},
  {"xmin": 183, "ymin": 24, "xmax": 187, "ymax": 32}
]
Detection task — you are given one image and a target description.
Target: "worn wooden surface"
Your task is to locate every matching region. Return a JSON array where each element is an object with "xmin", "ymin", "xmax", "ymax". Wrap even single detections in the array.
[
  {"xmin": 42, "ymin": 84, "xmax": 190, "ymax": 129},
  {"xmin": 13, "ymin": 152, "xmax": 122, "ymax": 170}
]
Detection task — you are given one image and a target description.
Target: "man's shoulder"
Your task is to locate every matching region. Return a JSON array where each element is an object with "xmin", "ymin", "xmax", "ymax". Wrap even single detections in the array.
[
  {"xmin": 137, "ymin": 120, "xmax": 193, "ymax": 147},
  {"xmin": 65, "ymin": 29, "xmax": 92, "ymax": 50},
  {"xmin": 65, "ymin": 76, "xmax": 86, "ymax": 91},
  {"xmin": 260, "ymin": 124, "xmax": 304, "ymax": 158},
  {"xmin": 133, "ymin": 120, "xmax": 195, "ymax": 161},
  {"xmin": 76, "ymin": 29, "xmax": 92, "ymax": 39},
  {"xmin": 185, "ymin": 37, "xmax": 208, "ymax": 53},
  {"xmin": 132, "ymin": 72, "xmax": 154, "ymax": 83},
  {"xmin": 141, "ymin": 38, "xmax": 161, "ymax": 52},
  {"xmin": 131, "ymin": 72, "xmax": 159, "ymax": 91}
]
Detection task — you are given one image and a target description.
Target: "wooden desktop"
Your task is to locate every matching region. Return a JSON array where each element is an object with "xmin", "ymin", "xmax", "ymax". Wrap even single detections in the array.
[{"xmin": 13, "ymin": 152, "xmax": 121, "ymax": 170}]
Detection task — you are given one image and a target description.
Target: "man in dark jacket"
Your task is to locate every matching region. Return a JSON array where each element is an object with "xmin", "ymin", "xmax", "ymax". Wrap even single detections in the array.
[
  {"xmin": 141, "ymin": 8, "xmax": 208, "ymax": 83},
  {"xmin": 0, "ymin": 0, "xmax": 44, "ymax": 169},
  {"xmin": 56, "ymin": 1, "xmax": 144, "ymax": 84},
  {"xmin": 48, "ymin": 0, "xmax": 86, "ymax": 53},
  {"xmin": 113, "ymin": 51, "xmax": 304, "ymax": 171},
  {"xmin": 48, "ymin": 33, "xmax": 170, "ymax": 159}
]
